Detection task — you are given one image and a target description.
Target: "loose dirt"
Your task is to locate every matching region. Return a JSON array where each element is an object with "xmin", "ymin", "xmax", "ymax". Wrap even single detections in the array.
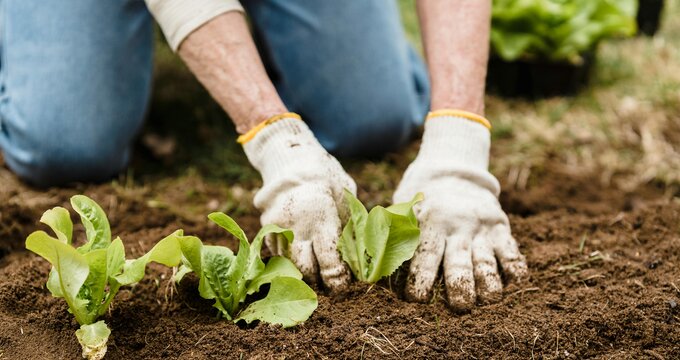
[{"xmin": 0, "ymin": 166, "xmax": 678, "ymax": 359}]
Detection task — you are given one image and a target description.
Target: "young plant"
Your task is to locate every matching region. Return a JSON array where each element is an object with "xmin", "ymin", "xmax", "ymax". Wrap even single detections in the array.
[
  {"xmin": 491, "ymin": 0, "xmax": 637, "ymax": 63},
  {"xmin": 25, "ymin": 195, "xmax": 182, "ymax": 360},
  {"xmin": 173, "ymin": 212, "xmax": 317, "ymax": 328},
  {"xmin": 338, "ymin": 190, "xmax": 423, "ymax": 283}
]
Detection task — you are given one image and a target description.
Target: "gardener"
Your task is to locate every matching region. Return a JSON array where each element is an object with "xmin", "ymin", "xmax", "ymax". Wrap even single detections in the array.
[{"xmin": 0, "ymin": 0, "xmax": 527, "ymax": 312}]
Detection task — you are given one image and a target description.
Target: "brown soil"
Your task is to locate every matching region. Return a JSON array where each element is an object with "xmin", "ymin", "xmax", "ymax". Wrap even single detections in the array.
[{"xmin": 1, "ymin": 166, "xmax": 678, "ymax": 360}]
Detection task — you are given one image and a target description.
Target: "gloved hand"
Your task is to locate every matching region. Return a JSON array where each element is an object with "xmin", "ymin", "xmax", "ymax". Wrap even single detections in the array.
[
  {"xmin": 393, "ymin": 110, "xmax": 527, "ymax": 312},
  {"xmin": 241, "ymin": 114, "xmax": 355, "ymax": 291}
]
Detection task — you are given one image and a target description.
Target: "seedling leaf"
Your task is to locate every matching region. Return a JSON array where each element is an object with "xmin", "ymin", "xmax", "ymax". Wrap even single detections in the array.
[
  {"xmin": 201, "ymin": 245, "xmax": 238, "ymax": 318},
  {"xmin": 248, "ymin": 224, "xmax": 293, "ymax": 281},
  {"xmin": 106, "ymin": 238, "xmax": 126, "ymax": 280},
  {"xmin": 339, "ymin": 191, "xmax": 423, "ymax": 283},
  {"xmin": 247, "ymin": 256, "xmax": 302, "ymax": 295},
  {"xmin": 175, "ymin": 212, "xmax": 317, "ymax": 327},
  {"xmin": 208, "ymin": 212, "xmax": 247, "ymax": 244},
  {"xmin": 237, "ymin": 276, "xmax": 318, "ymax": 328},
  {"xmin": 70, "ymin": 195, "xmax": 111, "ymax": 252},
  {"xmin": 366, "ymin": 208, "xmax": 421, "ymax": 283},
  {"xmin": 339, "ymin": 189, "xmax": 369, "ymax": 279},
  {"xmin": 115, "ymin": 230, "xmax": 184, "ymax": 286},
  {"xmin": 26, "ymin": 231, "xmax": 90, "ymax": 324},
  {"xmin": 82, "ymin": 249, "xmax": 109, "ymax": 318},
  {"xmin": 40, "ymin": 207, "xmax": 73, "ymax": 244}
]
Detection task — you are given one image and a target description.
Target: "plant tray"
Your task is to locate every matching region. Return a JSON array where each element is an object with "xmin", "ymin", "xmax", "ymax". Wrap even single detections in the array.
[
  {"xmin": 486, "ymin": 51, "xmax": 595, "ymax": 99},
  {"xmin": 637, "ymin": 0, "xmax": 664, "ymax": 36}
]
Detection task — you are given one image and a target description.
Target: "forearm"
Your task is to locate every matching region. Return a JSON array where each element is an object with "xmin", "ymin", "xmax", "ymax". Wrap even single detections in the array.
[
  {"xmin": 178, "ymin": 12, "xmax": 287, "ymax": 134},
  {"xmin": 417, "ymin": 0, "xmax": 491, "ymax": 115}
]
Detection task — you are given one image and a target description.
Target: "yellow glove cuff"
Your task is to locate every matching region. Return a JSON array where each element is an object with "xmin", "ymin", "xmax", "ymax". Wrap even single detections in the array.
[
  {"xmin": 426, "ymin": 109, "xmax": 492, "ymax": 130},
  {"xmin": 237, "ymin": 112, "xmax": 302, "ymax": 144}
]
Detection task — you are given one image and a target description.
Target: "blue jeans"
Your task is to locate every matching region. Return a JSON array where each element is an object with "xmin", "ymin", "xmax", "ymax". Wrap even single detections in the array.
[{"xmin": 0, "ymin": 0, "xmax": 429, "ymax": 187}]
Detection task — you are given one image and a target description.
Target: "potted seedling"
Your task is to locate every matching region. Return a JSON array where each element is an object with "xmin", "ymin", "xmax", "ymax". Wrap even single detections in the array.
[
  {"xmin": 338, "ymin": 190, "xmax": 423, "ymax": 284},
  {"xmin": 25, "ymin": 196, "xmax": 183, "ymax": 360},
  {"xmin": 172, "ymin": 213, "xmax": 318, "ymax": 327},
  {"xmin": 487, "ymin": 0, "xmax": 638, "ymax": 98}
]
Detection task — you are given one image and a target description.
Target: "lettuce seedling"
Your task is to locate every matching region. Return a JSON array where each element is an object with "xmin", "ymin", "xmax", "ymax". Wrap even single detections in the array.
[
  {"xmin": 338, "ymin": 190, "xmax": 423, "ymax": 283},
  {"xmin": 25, "ymin": 195, "xmax": 182, "ymax": 360},
  {"xmin": 491, "ymin": 0, "xmax": 637, "ymax": 62},
  {"xmin": 173, "ymin": 212, "xmax": 317, "ymax": 328}
]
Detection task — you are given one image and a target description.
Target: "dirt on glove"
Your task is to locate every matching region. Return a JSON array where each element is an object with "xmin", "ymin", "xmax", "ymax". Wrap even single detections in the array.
[{"xmin": 0, "ymin": 166, "xmax": 678, "ymax": 359}]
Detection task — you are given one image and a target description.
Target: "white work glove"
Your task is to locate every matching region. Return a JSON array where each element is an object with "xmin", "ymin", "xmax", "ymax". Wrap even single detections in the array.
[
  {"xmin": 393, "ymin": 112, "xmax": 528, "ymax": 312},
  {"xmin": 242, "ymin": 115, "xmax": 355, "ymax": 291}
]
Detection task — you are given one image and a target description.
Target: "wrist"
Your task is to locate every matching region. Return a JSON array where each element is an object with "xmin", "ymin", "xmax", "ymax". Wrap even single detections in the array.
[
  {"xmin": 418, "ymin": 115, "xmax": 492, "ymax": 170},
  {"xmin": 237, "ymin": 112, "xmax": 302, "ymax": 144},
  {"xmin": 430, "ymin": 92, "xmax": 486, "ymax": 116},
  {"xmin": 415, "ymin": 115, "xmax": 499, "ymax": 195},
  {"xmin": 236, "ymin": 106, "xmax": 289, "ymax": 135},
  {"xmin": 242, "ymin": 118, "xmax": 324, "ymax": 181},
  {"xmin": 427, "ymin": 109, "xmax": 491, "ymax": 130}
]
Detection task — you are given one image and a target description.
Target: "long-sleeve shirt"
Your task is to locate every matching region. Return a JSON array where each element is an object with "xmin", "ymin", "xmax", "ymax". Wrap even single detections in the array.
[{"xmin": 145, "ymin": 0, "xmax": 243, "ymax": 51}]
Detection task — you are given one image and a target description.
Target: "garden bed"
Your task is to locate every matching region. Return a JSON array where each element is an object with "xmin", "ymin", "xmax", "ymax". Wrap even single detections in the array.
[{"xmin": 1, "ymin": 166, "xmax": 678, "ymax": 359}]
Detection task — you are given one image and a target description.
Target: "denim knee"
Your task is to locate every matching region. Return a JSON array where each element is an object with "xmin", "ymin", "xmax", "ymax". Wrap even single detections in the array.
[
  {"xmin": 0, "ymin": 0, "xmax": 153, "ymax": 187},
  {"xmin": 244, "ymin": 0, "xmax": 430, "ymax": 157},
  {"xmin": 1, "ymin": 115, "xmax": 132, "ymax": 187},
  {"xmin": 311, "ymin": 89, "xmax": 423, "ymax": 158}
]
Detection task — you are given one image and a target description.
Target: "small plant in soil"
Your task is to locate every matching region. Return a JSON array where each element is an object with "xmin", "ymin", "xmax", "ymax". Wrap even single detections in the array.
[
  {"xmin": 338, "ymin": 190, "xmax": 423, "ymax": 283},
  {"xmin": 173, "ymin": 212, "xmax": 317, "ymax": 327},
  {"xmin": 25, "ymin": 195, "xmax": 183, "ymax": 360}
]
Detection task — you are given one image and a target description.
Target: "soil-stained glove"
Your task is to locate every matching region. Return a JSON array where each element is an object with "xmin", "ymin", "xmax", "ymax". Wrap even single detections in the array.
[
  {"xmin": 393, "ymin": 110, "xmax": 527, "ymax": 312},
  {"xmin": 241, "ymin": 114, "xmax": 355, "ymax": 291}
]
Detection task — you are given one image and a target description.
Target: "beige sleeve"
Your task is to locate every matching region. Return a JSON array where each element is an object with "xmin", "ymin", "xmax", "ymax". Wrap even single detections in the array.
[{"xmin": 146, "ymin": 0, "xmax": 244, "ymax": 52}]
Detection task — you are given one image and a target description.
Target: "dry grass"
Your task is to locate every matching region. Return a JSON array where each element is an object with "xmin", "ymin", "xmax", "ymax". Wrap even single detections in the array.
[{"xmin": 484, "ymin": 1, "xmax": 680, "ymax": 190}]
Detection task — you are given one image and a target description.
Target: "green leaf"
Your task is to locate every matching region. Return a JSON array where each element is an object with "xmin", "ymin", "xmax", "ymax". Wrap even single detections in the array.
[
  {"xmin": 75, "ymin": 321, "xmax": 110, "ymax": 360},
  {"xmin": 339, "ymin": 191, "xmax": 422, "ymax": 283},
  {"xmin": 208, "ymin": 212, "xmax": 248, "ymax": 244},
  {"xmin": 106, "ymin": 238, "xmax": 126, "ymax": 280},
  {"xmin": 40, "ymin": 207, "xmax": 73, "ymax": 244},
  {"xmin": 26, "ymin": 231, "xmax": 90, "ymax": 324},
  {"xmin": 366, "ymin": 208, "xmax": 421, "ymax": 283},
  {"xmin": 208, "ymin": 212, "xmax": 251, "ymax": 315},
  {"xmin": 115, "ymin": 230, "xmax": 184, "ymax": 285},
  {"xmin": 82, "ymin": 249, "xmax": 109, "ymax": 322},
  {"xmin": 175, "ymin": 235, "xmax": 238, "ymax": 317},
  {"xmin": 201, "ymin": 245, "xmax": 237, "ymax": 318},
  {"xmin": 46, "ymin": 268, "xmax": 63, "ymax": 298},
  {"xmin": 246, "ymin": 256, "xmax": 302, "ymax": 295},
  {"xmin": 345, "ymin": 189, "xmax": 369, "ymax": 231},
  {"xmin": 248, "ymin": 225, "xmax": 294, "ymax": 281},
  {"xmin": 338, "ymin": 219, "xmax": 361, "ymax": 279},
  {"xmin": 177, "ymin": 235, "xmax": 205, "ymax": 276},
  {"xmin": 71, "ymin": 195, "xmax": 111, "ymax": 252},
  {"xmin": 228, "ymin": 237, "xmax": 251, "ymax": 314},
  {"xmin": 385, "ymin": 192, "xmax": 423, "ymax": 218},
  {"xmin": 338, "ymin": 190, "xmax": 369, "ymax": 280},
  {"xmin": 237, "ymin": 277, "xmax": 317, "ymax": 328}
]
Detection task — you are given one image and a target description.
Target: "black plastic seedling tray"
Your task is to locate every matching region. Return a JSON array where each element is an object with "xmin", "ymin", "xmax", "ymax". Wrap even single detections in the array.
[{"xmin": 486, "ymin": 51, "xmax": 595, "ymax": 99}]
